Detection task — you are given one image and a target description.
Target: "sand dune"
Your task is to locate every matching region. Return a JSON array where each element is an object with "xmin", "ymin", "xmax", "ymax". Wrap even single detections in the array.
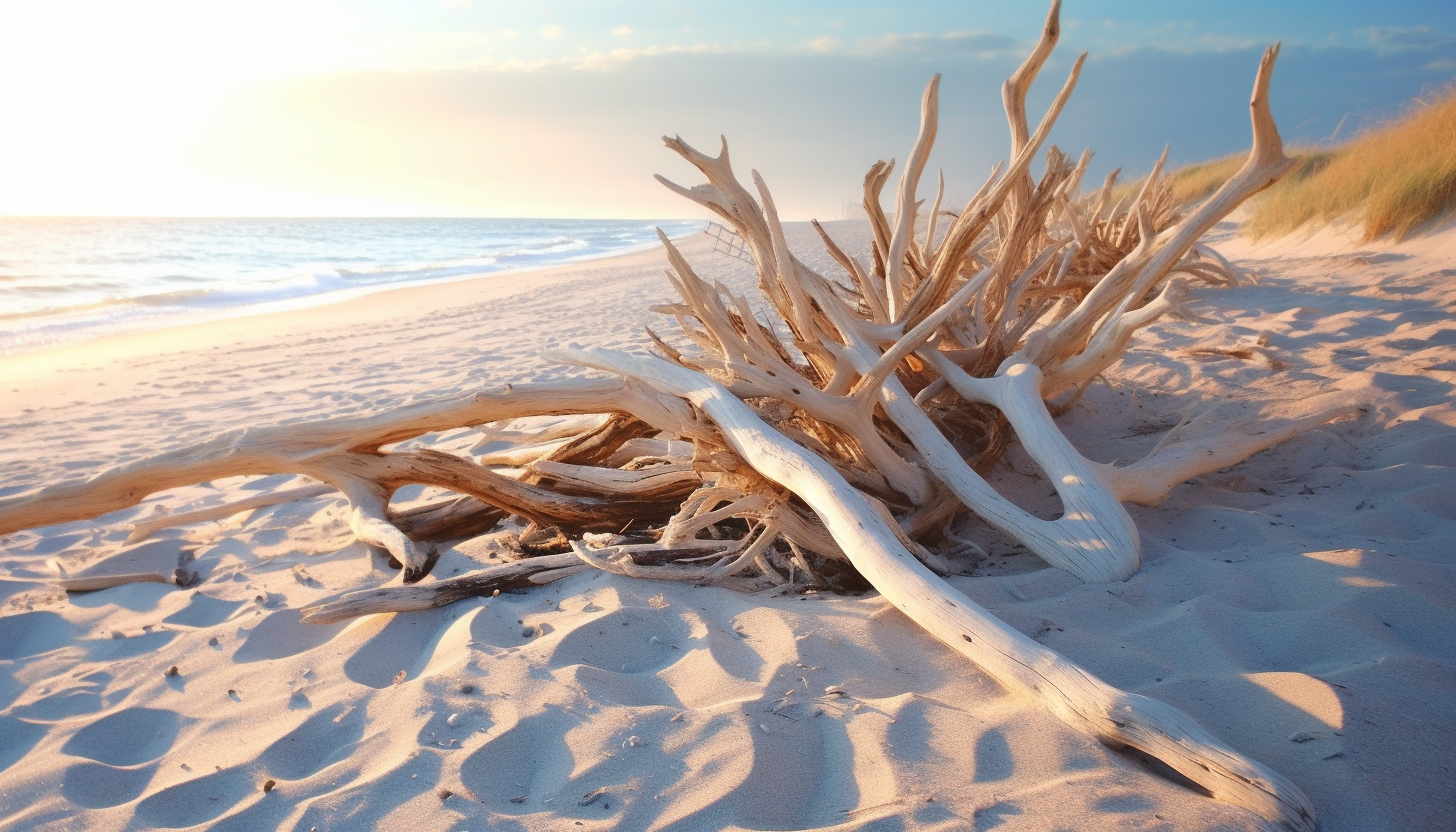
[{"xmin": 1, "ymin": 219, "xmax": 1453, "ymax": 831}]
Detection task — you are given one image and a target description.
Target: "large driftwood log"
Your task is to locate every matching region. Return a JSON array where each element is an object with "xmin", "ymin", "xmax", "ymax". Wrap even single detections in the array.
[
  {"xmin": 565, "ymin": 345, "xmax": 1315, "ymax": 832},
  {"xmin": 0, "ymin": 4, "xmax": 1352, "ymax": 829}
]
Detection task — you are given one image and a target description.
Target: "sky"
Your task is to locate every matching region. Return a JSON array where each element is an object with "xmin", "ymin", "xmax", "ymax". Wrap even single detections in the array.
[{"xmin": 0, "ymin": 0, "xmax": 1452, "ymax": 219}]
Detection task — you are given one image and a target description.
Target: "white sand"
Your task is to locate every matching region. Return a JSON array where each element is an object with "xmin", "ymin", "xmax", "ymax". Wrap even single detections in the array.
[{"xmin": 1, "ymin": 219, "xmax": 1453, "ymax": 831}]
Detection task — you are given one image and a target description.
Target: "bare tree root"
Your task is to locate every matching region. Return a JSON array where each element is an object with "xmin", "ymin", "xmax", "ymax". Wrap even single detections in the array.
[
  {"xmin": 0, "ymin": 4, "xmax": 1348, "ymax": 828},
  {"xmin": 300, "ymin": 554, "xmax": 587, "ymax": 624},
  {"xmin": 565, "ymin": 345, "xmax": 1316, "ymax": 832}
]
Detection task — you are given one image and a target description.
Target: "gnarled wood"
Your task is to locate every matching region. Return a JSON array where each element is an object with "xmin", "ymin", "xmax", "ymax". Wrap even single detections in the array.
[
  {"xmin": 564, "ymin": 345, "xmax": 1315, "ymax": 832},
  {"xmin": 300, "ymin": 554, "xmax": 587, "ymax": 624},
  {"xmin": 0, "ymin": 5, "xmax": 1342, "ymax": 828}
]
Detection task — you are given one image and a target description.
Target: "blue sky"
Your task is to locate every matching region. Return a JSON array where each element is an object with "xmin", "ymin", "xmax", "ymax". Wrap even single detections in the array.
[{"xmin": 0, "ymin": 0, "xmax": 1452, "ymax": 217}]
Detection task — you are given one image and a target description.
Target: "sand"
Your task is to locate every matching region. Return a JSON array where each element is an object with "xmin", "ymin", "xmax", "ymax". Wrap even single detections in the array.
[{"xmin": 1, "ymin": 218, "xmax": 1453, "ymax": 831}]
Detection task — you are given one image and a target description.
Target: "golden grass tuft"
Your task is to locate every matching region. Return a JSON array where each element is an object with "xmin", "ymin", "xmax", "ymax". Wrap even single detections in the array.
[
  {"xmin": 1248, "ymin": 85, "xmax": 1456, "ymax": 240},
  {"xmin": 1165, "ymin": 154, "xmax": 1245, "ymax": 206},
  {"xmin": 1129, "ymin": 85, "xmax": 1456, "ymax": 241}
]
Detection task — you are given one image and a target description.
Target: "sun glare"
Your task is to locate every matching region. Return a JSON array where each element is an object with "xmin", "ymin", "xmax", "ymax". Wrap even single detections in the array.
[{"xmin": 0, "ymin": 1, "xmax": 365, "ymax": 216}]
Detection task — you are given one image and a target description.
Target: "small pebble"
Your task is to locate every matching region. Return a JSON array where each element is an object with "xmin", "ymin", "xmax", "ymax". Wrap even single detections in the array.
[
  {"xmin": 522, "ymin": 627, "xmax": 534, "ymax": 638},
  {"xmin": 447, "ymin": 713, "xmax": 461, "ymax": 727},
  {"xmin": 438, "ymin": 788, "xmax": 453, "ymax": 800},
  {"xmin": 460, "ymin": 683, "xmax": 475, "ymax": 694},
  {"xmin": 164, "ymin": 666, "xmax": 179, "ymax": 677},
  {"xmin": 262, "ymin": 779, "xmax": 276, "ymax": 792}
]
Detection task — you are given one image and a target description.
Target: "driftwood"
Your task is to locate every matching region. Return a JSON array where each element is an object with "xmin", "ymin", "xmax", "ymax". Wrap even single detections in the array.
[{"xmin": 0, "ymin": 4, "xmax": 1354, "ymax": 829}]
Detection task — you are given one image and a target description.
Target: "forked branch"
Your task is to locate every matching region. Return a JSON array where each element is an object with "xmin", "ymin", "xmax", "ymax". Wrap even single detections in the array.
[{"xmin": 0, "ymin": 5, "xmax": 1340, "ymax": 829}]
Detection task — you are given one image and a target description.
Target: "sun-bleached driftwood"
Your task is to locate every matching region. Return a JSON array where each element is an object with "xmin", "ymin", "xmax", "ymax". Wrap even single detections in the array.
[
  {"xmin": 563, "ymin": 344, "xmax": 1316, "ymax": 832},
  {"xmin": 300, "ymin": 553, "xmax": 588, "ymax": 624},
  {"xmin": 0, "ymin": 4, "xmax": 1347, "ymax": 828},
  {"xmin": 125, "ymin": 483, "xmax": 335, "ymax": 543},
  {"xmin": 0, "ymin": 378, "xmax": 700, "ymax": 581},
  {"xmin": 1105, "ymin": 401, "xmax": 1365, "ymax": 506}
]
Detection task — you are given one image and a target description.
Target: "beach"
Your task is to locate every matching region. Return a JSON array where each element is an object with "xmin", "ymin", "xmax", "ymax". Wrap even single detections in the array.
[{"xmin": 1, "ymin": 217, "xmax": 1454, "ymax": 831}]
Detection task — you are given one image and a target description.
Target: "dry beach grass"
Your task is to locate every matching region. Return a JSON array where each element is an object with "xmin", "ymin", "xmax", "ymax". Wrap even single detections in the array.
[{"xmin": 1161, "ymin": 85, "xmax": 1456, "ymax": 241}]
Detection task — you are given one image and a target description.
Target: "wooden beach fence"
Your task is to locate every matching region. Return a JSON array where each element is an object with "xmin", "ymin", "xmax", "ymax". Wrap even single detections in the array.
[{"xmin": 704, "ymin": 221, "xmax": 753, "ymax": 264}]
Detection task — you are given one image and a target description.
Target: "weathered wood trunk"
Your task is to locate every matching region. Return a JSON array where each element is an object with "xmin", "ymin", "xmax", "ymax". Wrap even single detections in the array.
[{"xmin": 0, "ymin": 5, "xmax": 1350, "ymax": 829}]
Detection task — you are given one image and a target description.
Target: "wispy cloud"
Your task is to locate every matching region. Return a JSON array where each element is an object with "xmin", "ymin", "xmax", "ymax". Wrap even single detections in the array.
[
  {"xmin": 850, "ymin": 30, "xmax": 1016, "ymax": 58},
  {"xmin": 612, "ymin": 25, "xmax": 633, "ymax": 37},
  {"xmin": 540, "ymin": 24, "xmax": 564, "ymax": 41},
  {"xmin": 573, "ymin": 43, "xmax": 722, "ymax": 72},
  {"xmin": 1359, "ymin": 25, "xmax": 1456, "ymax": 54}
]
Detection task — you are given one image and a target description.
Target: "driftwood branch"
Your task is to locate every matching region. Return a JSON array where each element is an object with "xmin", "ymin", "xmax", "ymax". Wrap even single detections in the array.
[
  {"xmin": 0, "ymin": 5, "xmax": 1345, "ymax": 829},
  {"xmin": 563, "ymin": 345, "xmax": 1315, "ymax": 831}
]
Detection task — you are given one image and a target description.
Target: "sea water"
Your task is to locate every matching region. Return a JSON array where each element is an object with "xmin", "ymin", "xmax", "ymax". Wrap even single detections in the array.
[{"xmin": 0, "ymin": 217, "xmax": 704, "ymax": 355}]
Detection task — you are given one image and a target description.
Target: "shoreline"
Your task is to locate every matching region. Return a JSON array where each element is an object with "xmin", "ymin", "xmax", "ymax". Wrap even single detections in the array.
[
  {"xmin": 0, "ymin": 227, "xmax": 713, "ymax": 394},
  {"xmin": 0, "ymin": 219, "xmax": 706, "ymax": 362}
]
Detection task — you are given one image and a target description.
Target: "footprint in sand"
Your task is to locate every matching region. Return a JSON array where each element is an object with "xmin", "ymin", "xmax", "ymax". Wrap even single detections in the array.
[
  {"xmin": 0, "ymin": 715, "xmax": 48, "ymax": 776},
  {"xmin": 85, "ymin": 628, "xmax": 178, "ymax": 663},
  {"xmin": 12, "ymin": 670, "xmax": 115, "ymax": 722},
  {"xmin": 458, "ymin": 709, "xmax": 575, "ymax": 812},
  {"xmin": 650, "ymin": 705, "xmax": 847, "ymax": 831},
  {"xmin": 63, "ymin": 707, "xmax": 181, "ymax": 766},
  {"xmin": 133, "ymin": 766, "xmax": 256, "ymax": 828},
  {"xmin": 553, "ymin": 663, "xmax": 683, "ymax": 709},
  {"xmin": 0, "ymin": 610, "xmax": 73, "ymax": 661},
  {"xmin": 546, "ymin": 606, "xmax": 692, "ymax": 675},
  {"xmin": 287, "ymin": 752, "xmax": 443, "ymax": 832},
  {"xmin": 256, "ymin": 702, "xmax": 365, "ymax": 780},
  {"xmin": 62, "ymin": 760, "xmax": 159, "ymax": 809},
  {"xmin": 60, "ymin": 708, "xmax": 181, "ymax": 809},
  {"xmin": 162, "ymin": 591, "xmax": 246, "ymax": 628},
  {"xmin": 233, "ymin": 609, "xmax": 348, "ymax": 663},
  {"xmin": 342, "ymin": 607, "xmax": 455, "ymax": 688}
]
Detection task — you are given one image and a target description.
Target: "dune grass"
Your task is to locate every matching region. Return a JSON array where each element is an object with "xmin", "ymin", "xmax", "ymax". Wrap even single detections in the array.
[
  {"xmin": 1143, "ymin": 85, "xmax": 1456, "ymax": 241},
  {"xmin": 1247, "ymin": 86, "xmax": 1456, "ymax": 240},
  {"xmin": 1165, "ymin": 154, "xmax": 1246, "ymax": 206}
]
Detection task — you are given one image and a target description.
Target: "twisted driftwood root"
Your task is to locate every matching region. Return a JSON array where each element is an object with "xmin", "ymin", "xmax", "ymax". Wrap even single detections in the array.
[
  {"xmin": 566, "ymin": 346, "xmax": 1316, "ymax": 832},
  {"xmin": 0, "ymin": 4, "xmax": 1348, "ymax": 829}
]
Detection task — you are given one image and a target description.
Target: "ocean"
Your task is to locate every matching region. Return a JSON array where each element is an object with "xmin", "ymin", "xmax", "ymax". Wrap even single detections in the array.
[{"xmin": 0, "ymin": 216, "xmax": 704, "ymax": 355}]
